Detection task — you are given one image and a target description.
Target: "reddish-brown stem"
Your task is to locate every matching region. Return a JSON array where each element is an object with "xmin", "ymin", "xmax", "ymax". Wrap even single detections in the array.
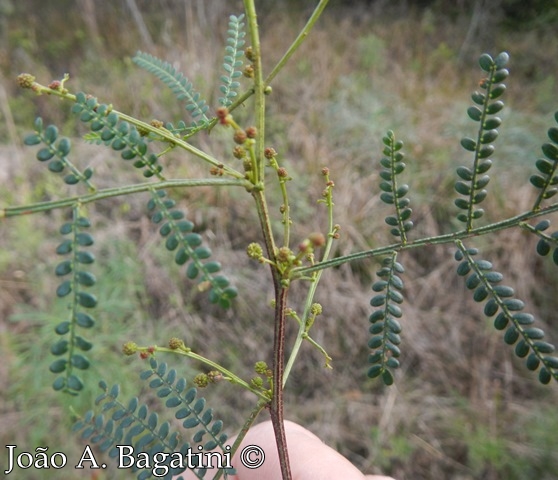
[
  {"xmin": 251, "ymin": 187, "xmax": 292, "ymax": 479},
  {"xmin": 270, "ymin": 285, "xmax": 291, "ymax": 480}
]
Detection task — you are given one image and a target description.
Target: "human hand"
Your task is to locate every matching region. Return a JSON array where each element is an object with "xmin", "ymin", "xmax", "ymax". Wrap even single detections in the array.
[{"xmin": 178, "ymin": 420, "xmax": 395, "ymax": 480}]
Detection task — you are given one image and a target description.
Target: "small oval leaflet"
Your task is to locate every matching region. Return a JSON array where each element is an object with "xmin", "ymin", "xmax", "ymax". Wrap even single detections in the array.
[
  {"xmin": 504, "ymin": 327, "xmax": 519, "ymax": 345},
  {"xmin": 55, "ymin": 321, "xmax": 71, "ymax": 335},
  {"xmin": 49, "ymin": 358, "xmax": 68, "ymax": 373},
  {"xmin": 57, "ymin": 138, "xmax": 71, "ymax": 156},
  {"xmin": 77, "ymin": 271, "xmax": 96, "ymax": 287},
  {"xmin": 186, "ymin": 263, "xmax": 199, "ymax": 279},
  {"xmin": 55, "ymin": 260, "xmax": 73, "ymax": 276},
  {"xmin": 75, "ymin": 336, "xmax": 93, "ymax": 351},
  {"xmin": 64, "ymin": 174, "xmax": 80, "ymax": 185},
  {"xmin": 467, "ymin": 106, "xmax": 482, "ymax": 121},
  {"xmin": 515, "ymin": 340, "xmax": 530, "ymax": 358},
  {"xmin": 71, "ymin": 354, "xmax": 91, "ymax": 370},
  {"xmin": 37, "ymin": 148, "xmax": 54, "ymax": 162},
  {"xmin": 51, "ymin": 339, "xmax": 69, "ymax": 355},
  {"xmin": 56, "ymin": 240, "xmax": 73, "ymax": 255},
  {"xmin": 78, "ymin": 292, "xmax": 98, "ymax": 308},
  {"xmin": 460, "ymin": 137, "xmax": 477, "ymax": 152},
  {"xmin": 56, "ymin": 281, "xmax": 72, "ymax": 297},
  {"xmin": 367, "ymin": 365, "xmax": 383, "ymax": 379},
  {"xmin": 486, "ymin": 101, "xmax": 504, "ymax": 115},
  {"xmin": 76, "ymin": 312, "xmax": 95, "ymax": 328},
  {"xmin": 48, "ymin": 160, "xmax": 65, "ymax": 173},
  {"xmin": 478, "ymin": 53, "xmax": 494, "ymax": 72}
]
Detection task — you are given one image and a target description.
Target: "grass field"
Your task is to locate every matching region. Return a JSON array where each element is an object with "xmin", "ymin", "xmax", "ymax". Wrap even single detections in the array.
[{"xmin": 1, "ymin": 2, "xmax": 557, "ymax": 479}]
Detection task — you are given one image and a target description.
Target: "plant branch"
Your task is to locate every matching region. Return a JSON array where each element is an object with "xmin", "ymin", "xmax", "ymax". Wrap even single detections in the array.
[
  {"xmin": 0, "ymin": 178, "xmax": 250, "ymax": 218},
  {"xmin": 213, "ymin": 401, "xmax": 267, "ymax": 480},
  {"xmin": 283, "ymin": 170, "xmax": 337, "ymax": 385},
  {"xmin": 244, "ymin": 2, "xmax": 295, "ymax": 477},
  {"xmin": 264, "ymin": 0, "xmax": 330, "ymax": 86},
  {"xmin": 270, "ymin": 285, "xmax": 292, "ymax": 480},
  {"xmin": 143, "ymin": 345, "xmax": 269, "ymax": 401},
  {"xmin": 18, "ymin": 78, "xmax": 246, "ymax": 179},
  {"xmin": 294, "ymin": 202, "xmax": 558, "ymax": 275},
  {"xmin": 244, "ymin": 0, "xmax": 265, "ymax": 186}
]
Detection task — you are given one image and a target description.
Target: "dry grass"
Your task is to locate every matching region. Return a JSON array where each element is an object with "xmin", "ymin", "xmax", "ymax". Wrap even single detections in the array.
[{"xmin": 1, "ymin": 2, "xmax": 558, "ymax": 479}]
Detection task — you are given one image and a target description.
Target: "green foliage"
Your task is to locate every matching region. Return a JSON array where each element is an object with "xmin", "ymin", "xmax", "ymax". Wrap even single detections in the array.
[
  {"xmin": 455, "ymin": 52, "xmax": 509, "ymax": 230},
  {"xmin": 21, "ymin": 116, "xmax": 99, "ymax": 395},
  {"xmin": 24, "ymin": 117, "xmax": 95, "ymax": 189},
  {"xmin": 73, "ymin": 358, "xmax": 233, "ymax": 479},
  {"xmin": 50, "ymin": 208, "xmax": 97, "ymax": 394},
  {"xmin": 133, "ymin": 51, "xmax": 210, "ymax": 128},
  {"xmin": 455, "ymin": 242, "xmax": 558, "ymax": 384},
  {"xmin": 4, "ymin": 3, "xmax": 558, "ymax": 479},
  {"xmin": 147, "ymin": 189, "xmax": 238, "ymax": 308},
  {"xmin": 72, "ymin": 92, "xmax": 164, "ymax": 179},
  {"xmin": 378, "ymin": 130, "xmax": 413, "ymax": 242},
  {"xmin": 368, "ymin": 253, "xmax": 404, "ymax": 385},
  {"xmin": 219, "ymin": 14, "xmax": 246, "ymax": 107},
  {"xmin": 530, "ymin": 112, "xmax": 558, "ymax": 210},
  {"xmin": 531, "ymin": 220, "xmax": 558, "ymax": 265}
]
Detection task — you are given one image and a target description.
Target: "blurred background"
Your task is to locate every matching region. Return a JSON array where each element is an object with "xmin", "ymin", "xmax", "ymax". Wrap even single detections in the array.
[{"xmin": 1, "ymin": 1, "xmax": 557, "ymax": 479}]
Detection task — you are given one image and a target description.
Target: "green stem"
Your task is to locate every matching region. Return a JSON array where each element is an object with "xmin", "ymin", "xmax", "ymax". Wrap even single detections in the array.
[
  {"xmin": 283, "ymin": 173, "xmax": 336, "ymax": 385},
  {"xmin": 213, "ymin": 401, "xmax": 267, "ymax": 480},
  {"xmin": 209, "ymin": 0, "xmax": 330, "ymax": 126},
  {"xmin": 264, "ymin": 0, "xmax": 330, "ymax": 87},
  {"xmin": 244, "ymin": 0, "xmax": 265, "ymax": 186},
  {"xmin": 532, "ymin": 160, "xmax": 558, "ymax": 212},
  {"xmin": 152, "ymin": 346, "xmax": 269, "ymax": 401},
  {"xmin": 520, "ymin": 221, "xmax": 558, "ymax": 246},
  {"xmin": 294, "ymin": 202, "xmax": 558, "ymax": 276},
  {"xmin": 1, "ymin": 178, "xmax": 250, "ymax": 218}
]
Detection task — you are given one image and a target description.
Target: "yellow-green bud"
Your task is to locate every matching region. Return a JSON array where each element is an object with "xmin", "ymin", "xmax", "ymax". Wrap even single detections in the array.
[
  {"xmin": 310, "ymin": 303, "xmax": 322, "ymax": 316},
  {"xmin": 251, "ymin": 376, "xmax": 264, "ymax": 388},
  {"xmin": 247, "ymin": 242, "xmax": 263, "ymax": 260},
  {"xmin": 254, "ymin": 361, "xmax": 269, "ymax": 375},
  {"xmin": 194, "ymin": 373, "xmax": 209, "ymax": 388},
  {"xmin": 17, "ymin": 73, "xmax": 36, "ymax": 89},
  {"xmin": 169, "ymin": 337, "xmax": 184, "ymax": 350},
  {"xmin": 122, "ymin": 342, "xmax": 138, "ymax": 356}
]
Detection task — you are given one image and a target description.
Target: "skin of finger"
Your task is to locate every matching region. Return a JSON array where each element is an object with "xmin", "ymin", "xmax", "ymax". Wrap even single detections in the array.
[{"xmin": 177, "ymin": 420, "xmax": 396, "ymax": 480}]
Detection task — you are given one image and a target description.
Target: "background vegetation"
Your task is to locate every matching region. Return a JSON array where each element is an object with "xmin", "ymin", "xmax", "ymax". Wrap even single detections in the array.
[{"xmin": 1, "ymin": 1, "xmax": 557, "ymax": 479}]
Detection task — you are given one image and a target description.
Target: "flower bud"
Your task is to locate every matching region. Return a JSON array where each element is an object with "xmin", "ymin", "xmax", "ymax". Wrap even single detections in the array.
[
  {"xmin": 255, "ymin": 361, "xmax": 269, "ymax": 375},
  {"xmin": 168, "ymin": 337, "xmax": 184, "ymax": 350},
  {"xmin": 245, "ymin": 46, "xmax": 255, "ymax": 61},
  {"xmin": 194, "ymin": 373, "xmax": 209, "ymax": 388},
  {"xmin": 17, "ymin": 73, "xmax": 36, "ymax": 89},
  {"xmin": 310, "ymin": 303, "xmax": 322, "ymax": 316},
  {"xmin": 233, "ymin": 129, "xmax": 247, "ymax": 144},
  {"xmin": 122, "ymin": 342, "xmax": 138, "ymax": 356},
  {"xmin": 246, "ymin": 126, "xmax": 257, "ymax": 139},
  {"xmin": 233, "ymin": 146, "xmax": 246, "ymax": 159},
  {"xmin": 247, "ymin": 242, "xmax": 263, "ymax": 260},
  {"xmin": 308, "ymin": 232, "xmax": 326, "ymax": 248},
  {"xmin": 264, "ymin": 147, "xmax": 277, "ymax": 159}
]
